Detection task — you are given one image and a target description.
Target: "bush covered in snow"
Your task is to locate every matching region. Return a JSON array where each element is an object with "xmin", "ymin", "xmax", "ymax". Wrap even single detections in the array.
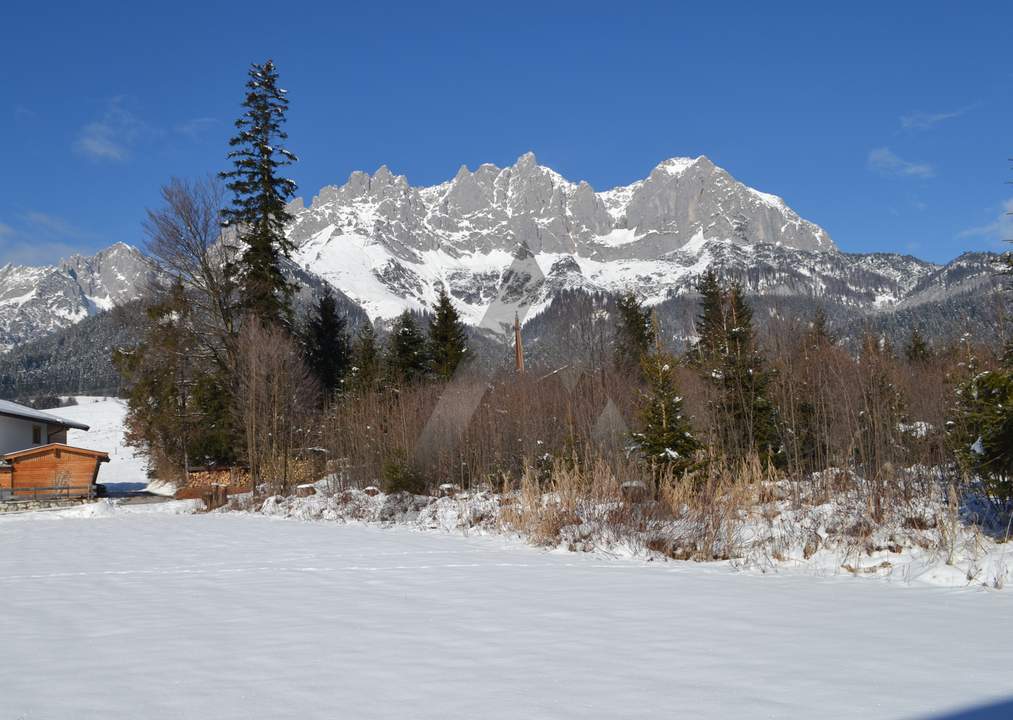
[{"xmin": 243, "ymin": 462, "xmax": 1013, "ymax": 589}]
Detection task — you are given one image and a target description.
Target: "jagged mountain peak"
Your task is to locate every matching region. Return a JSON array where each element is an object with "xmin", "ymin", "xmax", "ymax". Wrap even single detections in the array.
[
  {"xmin": 515, "ymin": 150, "xmax": 538, "ymax": 166},
  {"xmin": 649, "ymin": 155, "xmax": 707, "ymax": 177},
  {"xmin": 284, "ymin": 153, "xmax": 845, "ymax": 325}
]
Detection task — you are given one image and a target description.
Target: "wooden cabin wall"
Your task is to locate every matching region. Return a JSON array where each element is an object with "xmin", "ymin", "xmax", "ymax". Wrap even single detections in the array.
[{"xmin": 8, "ymin": 449, "xmax": 104, "ymax": 497}]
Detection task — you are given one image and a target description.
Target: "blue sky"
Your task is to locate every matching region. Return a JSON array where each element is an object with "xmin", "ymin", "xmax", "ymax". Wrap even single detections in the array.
[{"xmin": 1, "ymin": 1, "xmax": 1010, "ymax": 265}]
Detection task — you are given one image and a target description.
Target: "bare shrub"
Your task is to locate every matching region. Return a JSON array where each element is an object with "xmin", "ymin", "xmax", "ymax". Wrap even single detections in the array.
[{"xmin": 236, "ymin": 321, "xmax": 320, "ymax": 495}]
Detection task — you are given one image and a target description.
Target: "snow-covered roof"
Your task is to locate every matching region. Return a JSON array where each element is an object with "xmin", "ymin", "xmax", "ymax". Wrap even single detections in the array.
[{"xmin": 0, "ymin": 399, "xmax": 90, "ymax": 431}]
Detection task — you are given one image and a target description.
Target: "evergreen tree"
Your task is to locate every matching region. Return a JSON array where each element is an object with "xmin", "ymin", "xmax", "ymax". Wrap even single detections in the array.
[
  {"xmin": 614, "ymin": 291, "xmax": 655, "ymax": 374},
  {"xmin": 350, "ymin": 320, "xmax": 381, "ymax": 393},
  {"xmin": 387, "ymin": 311, "xmax": 428, "ymax": 384},
  {"xmin": 633, "ymin": 349, "xmax": 700, "ymax": 477},
  {"xmin": 905, "ymin": 327, "xmax": 932, "ymax": 363},
  {"xmin": 220, "ymin": 59, "xmax": 299, "ymax": 326},
  {"xmin": 189, "ymin": 369, "xmax": 239, "ymax": 465},
  {"xmin": 427, "ymin": 287, "xmax": 469, "ymax": 380},
  {"xmin": 723, "ymin": 284, "xmax": 780, "ymax": 460},
  {"xmin": 692, "ymin": 269, "xmax": 725, "ymax": 362},
  {"xmin": 951, "ymin": 340, "xmax": 1013, "ymax": 503},
  {"xmin": 114, "ymin": 281, "xmax": 238, "ymax": 474},
  {"xmin": 302, "ymin": 288, "xmax": 350, "ymax": 396},
  {"xmin": 114, "ymin": 282, "xmax": 191, "ymax": 472},
  {"xmin": 690, "ymin": 275, "xmax": 779, "ymax": 462}
]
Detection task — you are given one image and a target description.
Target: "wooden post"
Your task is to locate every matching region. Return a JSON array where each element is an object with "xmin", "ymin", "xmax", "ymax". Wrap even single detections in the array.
[{"xmin": 514, "ymin": 312, "xmax": 525, "ymax": 374}]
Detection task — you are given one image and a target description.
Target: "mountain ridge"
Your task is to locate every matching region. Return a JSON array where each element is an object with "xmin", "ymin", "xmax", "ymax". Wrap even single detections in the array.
[
  {"xmin": 0, "ymin": 153, "xmax": 1003, "ymax": 354},
  {"xmin": 0, "ymin": 242, "xmax": 153, "ymax": 350},
  {"xmin": 285, "ymin": 152, "xmax": 838, "ymax": 326}
]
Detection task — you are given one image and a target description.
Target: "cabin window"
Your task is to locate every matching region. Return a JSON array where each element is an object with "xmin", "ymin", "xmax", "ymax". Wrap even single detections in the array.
[{"xmin": 32, "ymin": 425, "xmax": 42, "ymax": 444}]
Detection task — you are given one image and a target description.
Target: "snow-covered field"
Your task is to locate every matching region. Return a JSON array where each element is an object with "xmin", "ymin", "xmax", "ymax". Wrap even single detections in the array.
[{"xmin": 2, "ymin": 503, "xmax": 1012, "ymax": 720}]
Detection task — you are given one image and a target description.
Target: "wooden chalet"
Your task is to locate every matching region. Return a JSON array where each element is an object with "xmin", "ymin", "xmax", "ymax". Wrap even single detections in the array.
[
  {"xmin": 0, "ymin": 399, "xmax": 109, "ymax": 502},
  {"xmin": 0, "ymin": 444, "xmax": 109, "ymax": 501}
]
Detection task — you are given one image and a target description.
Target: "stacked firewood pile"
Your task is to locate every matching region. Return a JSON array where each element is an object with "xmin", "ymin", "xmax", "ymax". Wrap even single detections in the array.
[{"xmin": 175, "ymin": 467, "xmax": 251, "ymax": 505}]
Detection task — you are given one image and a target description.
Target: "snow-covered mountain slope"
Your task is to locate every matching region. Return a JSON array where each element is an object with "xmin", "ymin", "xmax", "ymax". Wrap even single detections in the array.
[
  {"xmin": 0, "ymin": 243, "xmax": 152, "ymax": 349},
  {"xmin": 288, "ymin": 153, "xmax": 840, "ymax": 325}
]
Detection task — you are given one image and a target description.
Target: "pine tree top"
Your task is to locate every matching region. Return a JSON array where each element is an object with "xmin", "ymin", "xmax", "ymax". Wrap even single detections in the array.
[{"xmin": 220, "ymin": 59, "xmax": 299, "ymax": 327}]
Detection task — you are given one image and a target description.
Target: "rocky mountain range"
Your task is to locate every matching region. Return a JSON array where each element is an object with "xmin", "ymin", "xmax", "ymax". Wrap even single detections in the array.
[
  {"xmin": 0, "ymin": 153, "xmax": 1005, "ymax": 397},
  {"xmin": 0, "ymin": 242, "xmax": 153, "ymax": 350},
  {"xmin": 287, "ymin": 152, "xmax": 842, "ymax": 328}
]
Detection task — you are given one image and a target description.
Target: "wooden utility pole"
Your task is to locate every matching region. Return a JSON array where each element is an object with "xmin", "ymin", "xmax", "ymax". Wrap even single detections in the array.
[{"xmin": 514, "ymin": 313, "xmax": 525, "ymax": 373}]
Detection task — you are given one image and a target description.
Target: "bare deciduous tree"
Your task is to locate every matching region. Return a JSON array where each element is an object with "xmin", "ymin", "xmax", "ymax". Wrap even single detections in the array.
[{"xmin": 144, "ymin": 176, "xmax": 240, "ymax": 375}]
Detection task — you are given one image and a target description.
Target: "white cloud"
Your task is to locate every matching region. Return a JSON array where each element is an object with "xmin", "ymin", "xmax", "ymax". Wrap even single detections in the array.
[
  {"xmin": 957, "ymin": 199, "xmax": 1013, "ymax": 245},
  {"xmin": 74, "ymin": 97, "xmax": 148, "ymax": 162},
  {"xmin": 867, "ymin": 147, "xmax": 934, "ymax": 178},
  {"xmin": 0, "ymin": 237, "xmax": 80, "ymax": 266},
  {"xmin": 76, "ymin": 126, "xmax": 128, "ymax": 160},
  {"xmin": 900, "ymin": 108, "xmax": 968, "ymax": 131},
  {"xmin": 22, "ymin": 211, "xmax": 95, "ymax": 241},
  {"xmin": 0, "ymin": 212, "xmax": 99, "ymax": 265},
  {"xmin": 175, "ymin": 116, "xmax": 218, "ymax": 139}
]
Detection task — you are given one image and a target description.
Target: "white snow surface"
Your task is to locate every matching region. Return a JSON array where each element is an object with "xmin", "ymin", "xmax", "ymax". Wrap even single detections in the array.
[{"xmin": 1, "ymin": 504, "xmax": 1012, "ymax": 719}]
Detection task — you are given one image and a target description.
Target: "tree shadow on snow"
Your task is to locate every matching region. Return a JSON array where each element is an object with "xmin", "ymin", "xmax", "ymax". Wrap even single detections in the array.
[
  {"xmin": 921, "ymin": 698, "xmax": 1013, "ymax": 720},
  {"xmin": 960, "ymin": 489, "xmax": 1013, "ymax": 541}
]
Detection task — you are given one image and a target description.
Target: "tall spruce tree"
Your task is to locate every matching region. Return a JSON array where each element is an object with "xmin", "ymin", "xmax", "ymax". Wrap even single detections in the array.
[
  {"xmin": 220, "ymin": 59, "xmax": 298, "ymax": 326},
  {"xmin": 302, "ymin": 288, "xmax": 350, "ymax": 396},
  {"xmin": 350, "ymin": 320, "xmax": 381, "ymax": 393},
  {"xmin": 633, "ymin": 349, "xmax": 700, "ymax": 478},
  {"xmin": 614, "ymin": 291, "xmax": 655, "ymax": 374},
  {"xmin": 387, "ymin": 311, "xmax": 429, "ymax": 385},
  {"xmin": 428, "ymin": 287, "xmax": 469, "ymax": 380}
]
